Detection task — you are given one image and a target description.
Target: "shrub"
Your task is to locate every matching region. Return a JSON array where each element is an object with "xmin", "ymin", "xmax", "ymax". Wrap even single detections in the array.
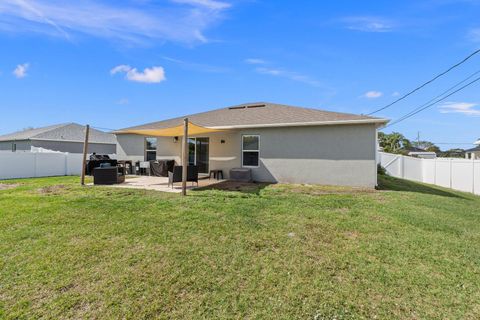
[{"xmin": 377, "ymin": 164, "xmax": 387, "ymax": 175}]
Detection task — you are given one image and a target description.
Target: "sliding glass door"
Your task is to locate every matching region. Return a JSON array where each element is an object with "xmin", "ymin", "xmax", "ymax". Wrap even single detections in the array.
[{"xmin": 188, "ymin": 137, "xmax": 209, "ymax": 173}]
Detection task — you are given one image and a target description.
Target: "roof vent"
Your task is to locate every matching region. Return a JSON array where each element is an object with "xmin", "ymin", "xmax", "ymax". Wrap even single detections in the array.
[
  {"xmin": 247, "ymin": 104, "xmax": 266, "ymax": 109},
  {"xmin": 228, "ymin": 106, "xmax": 246, "ymax": 110}
]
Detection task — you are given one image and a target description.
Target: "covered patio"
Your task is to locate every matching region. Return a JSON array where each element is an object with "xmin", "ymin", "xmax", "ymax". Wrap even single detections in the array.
[{"xmin": 115, "ymin": 118, "xmax": 228, "ymax": 195}]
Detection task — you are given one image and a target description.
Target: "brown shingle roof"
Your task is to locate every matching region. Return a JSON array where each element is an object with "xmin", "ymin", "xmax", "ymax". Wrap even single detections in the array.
[{"xmin": 119, "ymin": 102, "xmax": 388, "ymax": 132}]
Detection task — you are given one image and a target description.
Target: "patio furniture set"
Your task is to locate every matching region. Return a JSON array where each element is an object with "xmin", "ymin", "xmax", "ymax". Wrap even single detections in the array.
[{"xmin": 87, "ymin": 155, "xmax": 236, "ymax": 187}]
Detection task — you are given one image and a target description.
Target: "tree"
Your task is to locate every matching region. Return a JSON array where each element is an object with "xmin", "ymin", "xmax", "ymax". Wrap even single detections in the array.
[
  {"xmin": 439, "ymin": 148, "xmax": 465, "ymax": 158},
  {"xmin": 378, "ymin": 132, "xmax": 412, "ymax": 154}
]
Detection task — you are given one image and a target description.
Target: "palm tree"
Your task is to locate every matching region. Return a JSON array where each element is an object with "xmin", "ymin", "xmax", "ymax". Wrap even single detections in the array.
[{"xmin": 379, "ymin": 132, "xmax": 412, "ymax": 154}]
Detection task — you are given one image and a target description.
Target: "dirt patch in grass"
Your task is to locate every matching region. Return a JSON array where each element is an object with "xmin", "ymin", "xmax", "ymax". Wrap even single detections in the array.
[
  {"xmin": 0, "ymin": 183, "xmax": 20, "ymax": 190},
  {"xmin": 333, "ymin": 207, "xmax": 350, "ymax": 214},
  {"xmin": 272, "ymin": 184, "xmax": 378, "ymax": 196},
  {"xmin": 37, "ymin": 184, "xmax": 67, "ymax": 195},
  {"xmin": 195, "ymin": 181, "xmax": 270, "ymax": 193},
  {"xmin": 344, "ymin": 231, "xmax": 360, "ymax": 240}
]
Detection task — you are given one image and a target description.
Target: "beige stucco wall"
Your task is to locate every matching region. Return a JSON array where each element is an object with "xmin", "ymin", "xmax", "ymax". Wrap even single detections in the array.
[
  {"xmin": 116, "ymin": 131, "xmax": 240, "ymax": 168},
  {"xmin": 116, "ymin": 134, "xmax": 146, "ymax": 162},
  {"xmin": 115, "ymin": 123, "xmax": 377, "ymax": 187},
  {"xmin": 237, "ymin": 124, "xmax": 377, "ymax": 187}
]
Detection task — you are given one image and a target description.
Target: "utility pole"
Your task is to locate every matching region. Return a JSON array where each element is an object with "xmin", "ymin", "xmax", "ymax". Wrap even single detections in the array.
[{"xmin": 81, "ymin": 124, "xmax": 90, "ymax": 185}]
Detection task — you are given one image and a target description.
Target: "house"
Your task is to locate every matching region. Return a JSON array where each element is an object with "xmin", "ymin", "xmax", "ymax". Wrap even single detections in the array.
[
  {"xmin": 406, "ymin": 146, "xmax": 437, "ymax": 159},
  {"xmin": 115, "ymin": 102, "xmax": 389, "ymax": 187},
  {"xmin": 465, "ymin": 138, "xmax": 480, "ymax": 160},
  {"xmin": 0, "ymin": 123, "xmax": 117, "ymax": 154}
]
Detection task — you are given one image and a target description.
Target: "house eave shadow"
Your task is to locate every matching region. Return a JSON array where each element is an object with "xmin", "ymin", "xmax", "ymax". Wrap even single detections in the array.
[
  {"xmin": 192, "ymin": 180, "xmax": 272, "ymax": 195},
  {"xmin": 377, "ymin": 175, "xmax": 470, "ymax": 199}
]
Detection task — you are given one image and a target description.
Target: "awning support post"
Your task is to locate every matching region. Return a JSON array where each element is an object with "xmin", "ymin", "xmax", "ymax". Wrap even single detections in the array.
[
  {"xmin": 182, "ymin": 118, "xmax": 188, "ymax": 196},
  {"xmin": 81, "ymin": 124, "xmax": 90, "ymax": 186}
]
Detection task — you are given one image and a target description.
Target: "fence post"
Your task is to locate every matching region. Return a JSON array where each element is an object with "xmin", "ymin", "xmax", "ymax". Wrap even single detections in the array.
[
  {"xmin": 449, "ymin": 158, "xmax": 453, "ymax": 189},
  {"xmin": 401, "ymin": 155, "xmax": 405, "ymax": 178},
  {"xmin": 473, "ymin": 157, "xmax": 475, "ymax": 194},
  {"xmin": 33, "ymin": 152, "xmax": 37, "ymax": 178},
  {"xmin": 64, "ymin": 153, "xmax": 68, "ymax": 176}
]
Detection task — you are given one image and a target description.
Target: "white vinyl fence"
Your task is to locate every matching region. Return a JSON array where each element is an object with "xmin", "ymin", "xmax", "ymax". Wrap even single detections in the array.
[
  {"xmin": 0, "ymin": 152, "xmax": 85, "ymax": 180},
  {"xmin": 379, "ymin": 152, "xmax": 480, "ymax": 195}
]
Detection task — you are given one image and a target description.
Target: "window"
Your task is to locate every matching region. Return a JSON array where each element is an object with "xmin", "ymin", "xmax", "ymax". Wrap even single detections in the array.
[
  {"xmin": 242, "ymin": 135, "xmax": 259, "ymax": 167},
  {"xmin": 145, "ymin": 137, "xmax": 157, "ymax": 161},
  {"xmin": 11, "ymin": 143, "xmax": 16, "ymax": 152}
]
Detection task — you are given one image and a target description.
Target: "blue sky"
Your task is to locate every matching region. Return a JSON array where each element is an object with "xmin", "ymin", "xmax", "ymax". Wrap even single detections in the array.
[{"xmin": 0, "ymin": 0, "xmax": 479, "ymax": 149}]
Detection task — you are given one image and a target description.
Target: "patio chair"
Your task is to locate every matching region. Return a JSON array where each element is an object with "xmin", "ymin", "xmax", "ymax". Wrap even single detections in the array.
[
  {"xmin": 168, "ymin": 165, "xmax": 198, "ymax": 188},
  {"xmin": 93, "ymin": 166, "xmax": 126, "ymax": 185}
]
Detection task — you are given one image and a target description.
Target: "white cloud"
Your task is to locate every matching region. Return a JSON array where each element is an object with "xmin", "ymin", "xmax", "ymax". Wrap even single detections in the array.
[
  {"xmin": 245, "ymin": 58, "xmax": 266, "ymax": 65},
  {"xmin": 468, "ymin": 28, "xmax": 480, "ymax": 42},
  {"xmin": 171, "ymin": 0, "xmax": 231, "ymax": 10},
  {"xmin": 343, "ymin": 17, "xmax": 394, "ymax": 32},
  {"xmin": 162, "ymin": 56, "xmax": 229, "ymax": 73},
  {"xmin": 255, "ymin": 67, "xmax": 322, "ymax": 87},
  {"xmin": 439, "ymin": 102, "xmax": 480, "ymax": 116},
  {"xmin": 392, "ymin": 91, "xmax": 400, "ymax": 97},
  {"xmin": 110, "ymin": 65, "xmax": 132, "ymax": 75},
  {"xmin": 111, "ymin": 65, "xmax": 166, "ymax": 84},
  {"xmin": 13, "ymin": 63, "xmax": 29, "ymax": 78},
  {"xmin": 256, "ymin": 67, "xmax": 282, "ymax": 76},
  {"xmin": 116, "ymin": 98, "xmax": 129, "ymax": 105},
  {"xmin": 363, "ymin": 91, "xmax": 383, "ymax": 99},
  {"xmin": 0, "ymin": 0, "xmax": 231, "ymax": 45}
]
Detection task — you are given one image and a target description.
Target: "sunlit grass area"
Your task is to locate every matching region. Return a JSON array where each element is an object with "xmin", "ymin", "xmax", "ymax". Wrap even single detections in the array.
[{"xmin": 1, "ymin": 175, "xmax": 479, "ymax": 319}]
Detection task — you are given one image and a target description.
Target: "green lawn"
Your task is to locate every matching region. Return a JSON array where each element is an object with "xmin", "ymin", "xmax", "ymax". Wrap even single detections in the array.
[{"xmin": 1, "ymin": 176, "xmax": 479, "ymax": 319}]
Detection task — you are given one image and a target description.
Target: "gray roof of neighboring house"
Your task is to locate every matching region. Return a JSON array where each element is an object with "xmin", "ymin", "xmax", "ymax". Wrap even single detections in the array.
[
  {"xmin": 405, "ymin": 146, "xmax": 427, "ymax": 152},
  {"xmin": 466, "ymin": 146, "xmax": 480, "ymax": 152},
  {"xmin": 0, "ymin": 123, "xmax": 117, "ymax": 144},
  {"xmin": 118, "ymin": 102, "xmax": 389, "ymax": 132}
]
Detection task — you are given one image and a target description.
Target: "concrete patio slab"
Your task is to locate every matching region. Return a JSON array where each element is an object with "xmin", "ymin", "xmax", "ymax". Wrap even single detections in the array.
[{"xmin": 90, "ymin": 175, "xmax": 226, "ymax": 193}]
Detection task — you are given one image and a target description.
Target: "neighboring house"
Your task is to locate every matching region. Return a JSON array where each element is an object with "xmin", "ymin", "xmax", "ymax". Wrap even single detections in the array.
[
  {"xmin": 0, "ymin": 123, "xmax": 117, "ymax": 154},
  {"xmin": 406, "ymin": 146, "xmax": 437, "ymax": 159},
  {"xmin": 465, "ymin": 138, "xmax": 480, "ymax": 160},
  {"xmin": 115, "ymin": 102, "xmax": 388, "ymax": 187}
]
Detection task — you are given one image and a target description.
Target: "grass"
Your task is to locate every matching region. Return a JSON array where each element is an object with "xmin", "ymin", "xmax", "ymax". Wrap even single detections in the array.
[{"xmin": 0, "ymin": 175, "xmax": 479, "ymax": 319}]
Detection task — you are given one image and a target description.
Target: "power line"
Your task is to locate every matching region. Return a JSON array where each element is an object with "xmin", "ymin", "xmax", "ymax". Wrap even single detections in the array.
[
  {"xmin": 386, "ymin": 69, "xmax": 480, "ymax": 127},
  {"xmin": 91, "ymin": 126, "xmax": 118, "ymax": 132},
  {"xmin": 385, "ymin": 75, "xmax": 480, "ymax": 128},
  {"xmin": 367, "ymin": 48, "xmax": 480, "ymax": 115},
  {"xmin": 432, "ymin": 142, "xmax": 475, "ymax": 145}
]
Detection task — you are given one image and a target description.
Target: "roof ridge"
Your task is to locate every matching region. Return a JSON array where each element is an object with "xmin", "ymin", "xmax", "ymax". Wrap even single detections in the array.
[
  {"xmin": 117, "ymin": 102, "xmax": 388, "ymax": 132},
  {"xmin": 0, "ymin": 122, "xmax": 70, "ymax": 139},
  {"xmin": 120, "ymin": 101, "xmax": 385, "ymax": 131},
  {"xmin": 28, "ymin": 122, "xmax": 77, "ymax": 138}
]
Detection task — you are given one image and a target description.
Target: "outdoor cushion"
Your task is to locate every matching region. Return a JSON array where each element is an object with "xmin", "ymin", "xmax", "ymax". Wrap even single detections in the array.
[{"xmin": 93, "ymin": 167, "xmax": 125, "ymax": 185}]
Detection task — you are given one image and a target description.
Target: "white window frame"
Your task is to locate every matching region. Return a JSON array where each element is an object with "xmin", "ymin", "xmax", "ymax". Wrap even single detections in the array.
[
  {"xmin": 241, "ymin": 134, "xmax": 260, "ymax": 168},
  {"xmin": 145, "ymin": 137, "xmax": 157, "ymax": 161},
  {"xmin": 188, "ymin": 137, "xmax": 210, "ymax": 173}
]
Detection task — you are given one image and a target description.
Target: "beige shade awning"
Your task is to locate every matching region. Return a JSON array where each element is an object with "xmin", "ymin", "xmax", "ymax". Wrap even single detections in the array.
[{"xmin": 116, "ymin": 121, "xmax": 225, "ymax": 137}]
